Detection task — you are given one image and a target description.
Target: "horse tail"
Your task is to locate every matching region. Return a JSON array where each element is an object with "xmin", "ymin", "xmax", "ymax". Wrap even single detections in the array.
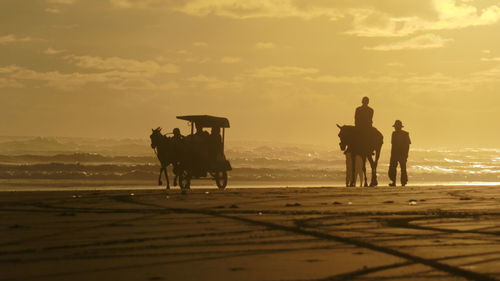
[{"xmin": 374, "ymin": 129, "xmax": 383, "ymax": 163}]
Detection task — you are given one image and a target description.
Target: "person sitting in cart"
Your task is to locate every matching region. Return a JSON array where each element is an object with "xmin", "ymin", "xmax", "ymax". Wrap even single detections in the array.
[
  {"xmin": 194, "ymin": 124, "xmax": 209, "ymax": 141},
  {"xmin": 172, "ymin": 127, "xmax": 184, "ymax": 140},
  {"xmin": 171, "ymin": 127, "xmax": 184, "ymax": 165},
  {"xmin": 209, "ymin": 127, "xmax": 224, "ymax": 163},
  {"xmin": 191, "ymin": 123, "xmax": 210, "ymax": 168}
]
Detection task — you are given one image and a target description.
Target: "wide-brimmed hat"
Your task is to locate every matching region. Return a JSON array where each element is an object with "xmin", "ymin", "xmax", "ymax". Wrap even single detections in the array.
[{"xmin": 393, "ymin": 120, "xmax": 404, "ymax": 128}]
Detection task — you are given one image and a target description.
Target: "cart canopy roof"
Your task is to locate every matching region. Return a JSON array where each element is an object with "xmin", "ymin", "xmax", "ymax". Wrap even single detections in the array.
[{"xmin": 177, "ymin": 115, "xmax": 230, "ymax": 128}]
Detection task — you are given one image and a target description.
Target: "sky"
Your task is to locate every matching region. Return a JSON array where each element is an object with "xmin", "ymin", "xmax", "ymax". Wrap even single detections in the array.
[{"xmin": 0, "ymin": 0, "xmax": 499, "ymax": 148}]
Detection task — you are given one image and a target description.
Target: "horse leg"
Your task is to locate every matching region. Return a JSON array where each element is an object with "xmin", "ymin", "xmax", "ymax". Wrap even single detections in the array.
[
  {"xmin": 164, "ymin": 166, "xmax": 170, "ymax": 189},
  {"xmin": 345, "ymin": 153, "xmax": 352, "ymax": 187},
  {"xmin": 367, "ymin": 156, "xmax": 377, "ymax": 187},
  {"xmin": 363, "ymin": 156, "xmax": 368, "ymax": 187},
  {"xmin": 173, "ymin": 163, "xmax": 178, "ymax": 186},
  {"xmin": 350, "ymin": 153, "xmax": 356, "ymax": 187},
  {"xmin": 158, "ymin": 166, "xmax": 163, "ymax": 186}
]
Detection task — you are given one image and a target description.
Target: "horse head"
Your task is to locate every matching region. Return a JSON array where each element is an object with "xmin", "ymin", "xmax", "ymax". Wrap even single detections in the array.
[
  {"xmin": 337, "ymin": 124, "xmax": 349, "ymax": 151},
  {"xmin": 150, "ymin": 127, "xmax": 163, "ymax": 149}
]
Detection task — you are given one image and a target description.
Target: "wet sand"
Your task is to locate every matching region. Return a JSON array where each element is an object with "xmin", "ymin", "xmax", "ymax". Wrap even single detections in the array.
[{"xmin": 1, "ymin": 185, "xmax": 500, "ymax": 281}]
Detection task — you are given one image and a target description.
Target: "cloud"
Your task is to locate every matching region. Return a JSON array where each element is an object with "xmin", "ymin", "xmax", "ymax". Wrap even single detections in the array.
[
  {"xmin": 176, "ymin": 49, "xmax": 190, "ymax": 55},
  {"xmin": 1, "ymin": 66, "xmax": 111, "ymax": 91},
  {"xmin": 0, "ymin": 53, "xmax": 180, "ymax": 91},
  {"xmin": 471, "ymin": 66, "xmax": 500, "ymax": 82},
  {"xmin": 481, "ymin": 57, "xmax": 500, "ymax": 62},
  {"xmin": 307, "ymin": 70, "xmax": 500, "ymax": 87},
  {"xmin": 43, "ymin": 47, "xmax": 66, "ymax": 55},
  {"xmin": 386, "ymin": 62, "xmax": 404, "ymax": 67},
  {"xmin": 255, "ymin": 42, "xmax": 275, "ymax": 49},
  {"xmin": 45, "ymin": 8, "xmax": 62, "ymax": 13},
  {"xmin": 65, "ymin": 55, "xmax": 179, "ymax": 74},
  {"xmin": 252, "ymin": 66, "xmax": 319, "ymax": 78},
  {"xmin": 47, "ymin": 0, "xmax": 77, "ymax": 4},
  {"xmin": 0, "ymin": 65, "xmax": 22, "ymax": 74},
  {"xmin": 109, "ymin": 0, "xmax": 178, "ymax": 9},
  {"xmin": 184, "ymin": 57, "xmax": 211, "ymax": 64},
  {"xmin": 0, "ymin": 34, "xmax": 34, "ymax": 45},
  {"xmin": 187, "ymin": 75, "xmax": 240, "ymax": 89},
  {"xmin": 193, "ymin": 41, "xmax": 208, "ymax": 47},
  {"xmin": 0, "ymin": 64, "xmax": 178, "ymax": 91},
  {"xmin": 179, "ymin": 0, "xmax": 343, "ymax": 20},
  {"xmin": 220, "ymin": 57, "xmax": 241, "ymax": 64},
  {"xmin": 109, "ymin": 79, "xmax": 179, "ymax": 91},
  {"xmin": 365, "ymin": 34, "xmax": 453, "ymax": 51},
  {"xmin": 108, "ymin": 0, "xmax": 500, "ymax": 36},
  {"xmin": 0, "ymin": 77, "xmax": 24, "ymax": 88},
  {"xmin": 111, "ymin": 0, "xmax": 344, "ymax": 20},
  {"xmin": 346, "ymin": 0, "xmax": 500, "ymax": 37},
  {"xmin": 45, "ymin": 0, "xmax": 77, "ymax": 13},
  {"xmin": 306, "ymin": 75, "xmax": 398, "ymax": 84}
]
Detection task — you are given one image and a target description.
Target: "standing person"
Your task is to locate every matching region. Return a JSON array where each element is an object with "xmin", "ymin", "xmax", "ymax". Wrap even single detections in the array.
[
  {"xmin": 355, "ymin": 96, "xmax": 374, "ymax": 128},
  {"xmin": 389, "ymin": 120, "xmax": 411, "ymax": 186}
]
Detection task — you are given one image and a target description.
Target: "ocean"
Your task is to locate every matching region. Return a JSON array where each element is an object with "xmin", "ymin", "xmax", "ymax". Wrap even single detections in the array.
[{"xmin": 0, "ymin": 137, "xmax": 498, "ymax": 189}]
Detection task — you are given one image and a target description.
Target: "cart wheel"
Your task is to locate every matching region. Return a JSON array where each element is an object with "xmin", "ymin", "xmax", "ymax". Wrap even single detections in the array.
[
  {"xmin": 215, "ymin": 171, "xmax": 228, "ymax": 189},
  {"xmin": 178, "ymin": 170, "xmax": 191, "ymax": 190}
]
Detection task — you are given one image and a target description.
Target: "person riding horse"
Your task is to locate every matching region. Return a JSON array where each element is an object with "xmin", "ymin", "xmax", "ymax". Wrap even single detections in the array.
[
  {"xmin": 355, "ymin": 96, "xmax": 374, "ymax": 129},
  {"xmin": 338, "ymin": 96, "xmax": 383, "ymax": 187}
]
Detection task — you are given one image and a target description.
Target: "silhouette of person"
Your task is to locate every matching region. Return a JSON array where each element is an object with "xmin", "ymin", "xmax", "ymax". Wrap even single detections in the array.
[
  {"xmin": 170, "ymin": 128, "xmax": 184, "ymax": 185},
  {"xmin": 389, "ymin": 120, "xmax": 411, "ymax": 186},
  {"xmin": 171, "ymin": 128, "xmax": 184, "ymax": 160},
  {"xmin": 192, "ymin": 123, "xmax": 209, "ymax": 172},
  {"xmin": 354, "ymin": 96, "xmax": 374, "ymax": 156},
  {"xmin": 355, "ymin": 96, "xmax": 374, "ymax": 128},
  {"xmin": 172, "ymin": 128, "xmax": 184, "ymax": 140},
  {"xmin": 209, "ymin": 127, "xmax": 223, "ymax": 165}
]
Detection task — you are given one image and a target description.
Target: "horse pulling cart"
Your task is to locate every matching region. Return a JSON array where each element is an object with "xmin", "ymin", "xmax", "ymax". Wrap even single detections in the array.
[{"xmin": 175, "ymin": 115, "xmax": 232, "ymax": 190}]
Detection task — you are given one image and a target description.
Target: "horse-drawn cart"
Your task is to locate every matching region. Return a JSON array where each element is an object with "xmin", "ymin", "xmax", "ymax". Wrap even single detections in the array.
[{"xmin": 176, "ymin": 115, "xmax": 232, "ymax": 190}]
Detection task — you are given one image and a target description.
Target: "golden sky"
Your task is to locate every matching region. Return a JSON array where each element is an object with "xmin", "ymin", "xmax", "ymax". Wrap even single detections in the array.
[{"xmin": 1, "ymin": 0, "xmax": 499, "ymax": 147}]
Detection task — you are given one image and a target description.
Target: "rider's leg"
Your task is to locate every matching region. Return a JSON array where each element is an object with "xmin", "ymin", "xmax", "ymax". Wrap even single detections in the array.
[{"xmin": 354, "ymin": 155, "xmax": 364, "ymax": 187}]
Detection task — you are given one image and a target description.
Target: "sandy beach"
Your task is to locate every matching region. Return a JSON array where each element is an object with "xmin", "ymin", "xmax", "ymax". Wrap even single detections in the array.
[{"xmin": 1, "ymin": 185, "xmax": 500, "ymax": 281}]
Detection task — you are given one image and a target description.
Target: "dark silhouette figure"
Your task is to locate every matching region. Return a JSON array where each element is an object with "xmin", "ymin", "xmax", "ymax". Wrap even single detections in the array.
[
  {"xmin": 355, "ymin": 96, "xmax": 374, "ymax": 128},
  {"xmin": 209, "ymin": 127, "xmax": 223, "ymax": 164},
  {"xmin": 171, "ymin": 128, "xmax": 184, "ymax": 185},
  {"xmin": 186, "ymin": 124, "xmax": 210, "ymax": 176},
  {"xmin": 150, "ymin": 127, "xmax": 181, "ymax": 189},
  {"xmin": 389, "ymin": 120, "xmax": 411, "ymax": 186},
  {"xmin": 337, "ymin": 124, "xmax": 383, "ymax": 187},
  {"xmin": 172, "ymin": 115, "xmax": 232, "ymax": 190},
  {"xmin": 172, "ymin": 127, "xmax": 184, "ymax": 140}
]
